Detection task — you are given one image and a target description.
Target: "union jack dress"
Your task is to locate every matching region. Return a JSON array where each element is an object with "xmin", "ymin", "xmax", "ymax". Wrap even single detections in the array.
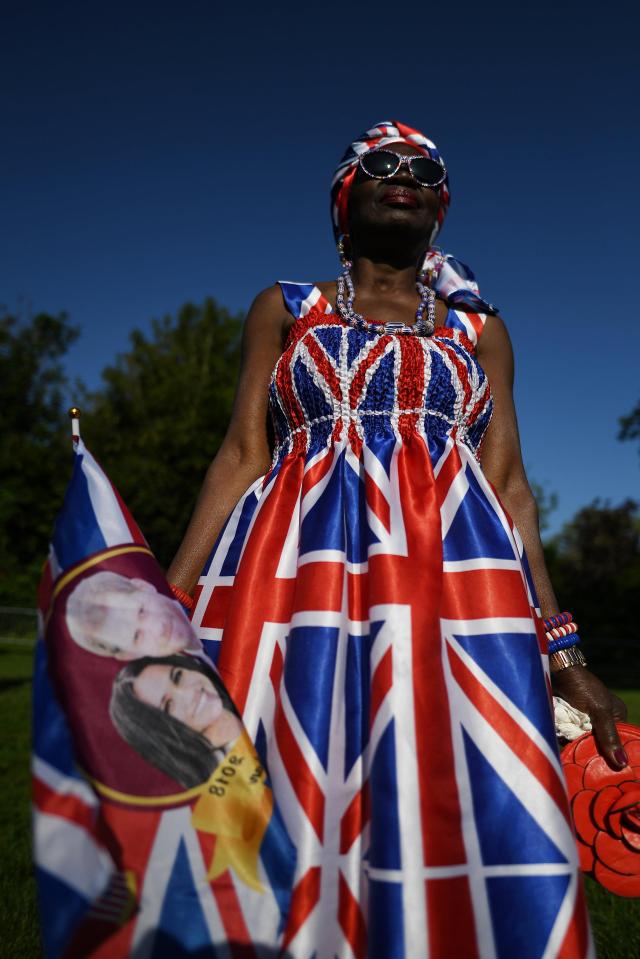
[{"xmin": 191, "ymin": 282, "xmax": 592, "ymax": 958}]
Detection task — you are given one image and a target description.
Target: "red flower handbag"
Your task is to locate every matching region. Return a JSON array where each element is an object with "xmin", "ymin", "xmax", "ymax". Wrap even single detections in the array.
[{"xmin": 561, "ymin": 723, "xmax": 640, "ymax": 897}]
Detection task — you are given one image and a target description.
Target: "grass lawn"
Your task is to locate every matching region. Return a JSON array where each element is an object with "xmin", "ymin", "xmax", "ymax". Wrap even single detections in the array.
[
  {"xmin": 0, "ymin": 642, "xmax": 41, "ymax": 958},
  {"xmin": 2, "ymin": 641, "xmax": 640, "ymax": 958}
]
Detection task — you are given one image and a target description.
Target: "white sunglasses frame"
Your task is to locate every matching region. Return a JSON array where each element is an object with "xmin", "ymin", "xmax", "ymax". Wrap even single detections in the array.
[{"xmin": 358, "ymin": 149, "xmax": 447, "ymax": 188}]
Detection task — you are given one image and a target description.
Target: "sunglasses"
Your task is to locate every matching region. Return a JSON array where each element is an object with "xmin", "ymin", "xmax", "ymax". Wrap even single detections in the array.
[{"xmin": 358, "ymin": 149, "xmax": 446, "ymax": 189}]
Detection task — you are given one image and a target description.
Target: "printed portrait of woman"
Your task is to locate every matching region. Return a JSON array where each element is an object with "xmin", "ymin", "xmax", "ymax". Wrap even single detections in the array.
[
  {"xmin": 65, "ymin": 570, "xmax": 198, "ymax": 660},
  {"xmin": 109, "ymin": 653, "xmax": 244, "ymax": 789}
]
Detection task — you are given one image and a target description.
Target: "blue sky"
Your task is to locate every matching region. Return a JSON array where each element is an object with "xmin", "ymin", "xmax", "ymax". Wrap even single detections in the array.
[{"xmin": 3, "ymin": 2, "xmax": 638, "ymax": 533}]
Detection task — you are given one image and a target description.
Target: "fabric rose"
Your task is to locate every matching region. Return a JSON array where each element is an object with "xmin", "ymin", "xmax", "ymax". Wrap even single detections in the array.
[{"xmin": 561, "ymin": 722, "xmax": 640, "ymax": 897}]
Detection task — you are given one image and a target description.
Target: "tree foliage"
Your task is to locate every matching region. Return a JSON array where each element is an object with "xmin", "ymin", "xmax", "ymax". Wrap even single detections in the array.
[
  {"xmin": 619, "ymin": 400, "xmax": 640, "ymax": 451},
  {"xmin": 0, "ymin": 311, "xmax": 79, "ymax": 604},
  {"xmin": 544, "ymin": 499, "xmax": 640, "ymax": 687},
  {"xmin": 81, "ymin": 299, "xmax": 243, "ymax": 569}
]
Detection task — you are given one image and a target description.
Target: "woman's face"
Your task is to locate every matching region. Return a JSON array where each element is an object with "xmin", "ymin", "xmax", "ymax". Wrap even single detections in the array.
[
  {"xmin": 133, "ymin": 662, "xmax": 224, "ymax": 733},
  {"xmin": 347, "ymin": 141, "xmax": 441, "ymax": 244}
]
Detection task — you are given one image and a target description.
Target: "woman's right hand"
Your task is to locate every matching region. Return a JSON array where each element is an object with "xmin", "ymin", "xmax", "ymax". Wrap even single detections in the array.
[
  {"xmin": 553, "ymin": 665, "xmax": 628, "ymax": 770},
  {"xmin": 166, "ymin": 286, "xmax": 289, "ymax": 593}
]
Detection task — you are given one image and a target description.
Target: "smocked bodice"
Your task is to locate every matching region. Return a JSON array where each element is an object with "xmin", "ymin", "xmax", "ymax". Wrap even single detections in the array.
[{"xmin": 269, "ymin": 306, "xmax": 492, "ymax": 460}]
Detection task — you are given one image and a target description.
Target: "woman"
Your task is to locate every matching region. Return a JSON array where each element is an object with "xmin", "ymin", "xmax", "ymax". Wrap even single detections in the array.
[
  {"xmin": 168, "ymin": 121, "xmax": 626, "ymax": 956},
  {"xmin": 110, "ymin": 653, "xmax": 242, "ymax": 788}
]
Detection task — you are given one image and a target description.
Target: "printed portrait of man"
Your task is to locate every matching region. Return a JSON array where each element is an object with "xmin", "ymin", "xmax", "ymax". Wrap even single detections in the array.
[{"xmin": 65, "ymin": 570, "xmax": 199, "ymax": 660}]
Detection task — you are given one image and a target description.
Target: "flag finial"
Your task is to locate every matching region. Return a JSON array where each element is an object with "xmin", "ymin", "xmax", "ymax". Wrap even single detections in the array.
[{"xmin": 68, "ymin": 406, "xmax": 81, "ymax": 446}]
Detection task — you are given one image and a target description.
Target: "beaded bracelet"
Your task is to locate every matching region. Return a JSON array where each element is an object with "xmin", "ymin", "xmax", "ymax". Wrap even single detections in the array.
[
  {"xmin": 544, "ymin": 612, "xmax": 573, "ymax": 630},
  {"xmin": 168, "ymin": 582, "xmax": 194, "ymax": 611},
  {"xmin": 546, "ymin": 621, "xmax": 577, "ymax": 638},
  {"xmin": 546, "ymin": 623, "xmax": 579, "ymax": 653},
  {"xmin": 547, "ymin": 632, "xmax": 581, "ymax": 655},
  {"xmin": 543, "ymin": 611, "xmax": 581, "ymax": 656}
]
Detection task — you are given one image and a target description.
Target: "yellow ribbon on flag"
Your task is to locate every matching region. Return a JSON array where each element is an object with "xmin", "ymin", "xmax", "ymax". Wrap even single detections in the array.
[{"xmin": 190, "ymin": 732, "xmax": 273, "ymax": 892}]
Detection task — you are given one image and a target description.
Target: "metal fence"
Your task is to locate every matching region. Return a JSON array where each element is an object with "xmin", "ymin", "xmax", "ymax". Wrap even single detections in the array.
[{"xmin": 0, "ymin": 606, "xmax": 37, "ymax": 645}]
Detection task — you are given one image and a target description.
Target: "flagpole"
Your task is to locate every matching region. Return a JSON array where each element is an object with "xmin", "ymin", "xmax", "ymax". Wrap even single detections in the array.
[{"xmin": 68, "ymin": 406, "xmax": 81, "ymax": 448}]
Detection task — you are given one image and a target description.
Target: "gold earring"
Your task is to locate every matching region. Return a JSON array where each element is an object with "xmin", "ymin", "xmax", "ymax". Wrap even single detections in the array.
[{"xmin": 337, "ymin": 234, "xmax": 351, "ymax": 266}]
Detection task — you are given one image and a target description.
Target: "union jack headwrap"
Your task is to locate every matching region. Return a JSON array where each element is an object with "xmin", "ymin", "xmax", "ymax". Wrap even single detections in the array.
[{"xmin": 330, "ymin": 120, "xmax": 498, "ymax": 315}]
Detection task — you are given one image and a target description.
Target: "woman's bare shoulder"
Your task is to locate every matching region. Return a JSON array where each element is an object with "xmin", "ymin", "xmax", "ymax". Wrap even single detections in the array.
[
  {"xmin": 477, "ymin": 313, "xmax": 510, "ymax": 350},
  {"xmin": 248, "ymin": 283, "xmax": 289, "ymax": 317},
  {"xmin": 243, "ymin": 284, "xmax": 291, "ymax": 343},
  {"xmin": 476, "ymin": 313, "xmax": 514, "ymax": 385}
]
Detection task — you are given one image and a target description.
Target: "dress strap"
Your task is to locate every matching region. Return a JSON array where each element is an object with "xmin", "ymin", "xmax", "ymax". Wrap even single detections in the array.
[
  {"xmin": 278, "ymin": 281, "xmax": 490, "ymax": 348},
  {"xmin": 443, "ymin": 308, "xmax": 489, "ymax": 349},
  {"xmin": 278, "ymin": 281, "xmax": 332, "ymax": 320}
]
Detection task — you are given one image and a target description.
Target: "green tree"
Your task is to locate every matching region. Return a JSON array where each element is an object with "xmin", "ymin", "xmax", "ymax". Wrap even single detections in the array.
[
  {"xmin": 544, "ymin": 499, "xmax": 640, "ymax": 687},
  {"xmin": 0, "ymin": 311, "xmax": 80, "ymax": 605},
  {"xmin": 81, "ymin": 298, "xmax": 244, "ymax": 569},
  {"xmin": 619, "ymin": 400, "xmax": 640, "ymax": 451}
]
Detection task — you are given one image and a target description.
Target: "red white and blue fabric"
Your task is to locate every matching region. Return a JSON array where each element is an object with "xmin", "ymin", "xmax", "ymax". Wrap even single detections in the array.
[
  {"xmin": 330, "ymin": 120, "xmax": 498, "ymax": 316},
  {"xmin": 191, "ymin": 282, "xmax": 593, "ymax": 958},
  {"xmin": 33, "ymin": 440, "xmax": 295, "ymax": 958}
]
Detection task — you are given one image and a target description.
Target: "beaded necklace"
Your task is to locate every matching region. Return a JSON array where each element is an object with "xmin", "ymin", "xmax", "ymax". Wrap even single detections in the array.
[{"xmin": 335, "ymin": 260, "xmax": 436, "ymax": 336}]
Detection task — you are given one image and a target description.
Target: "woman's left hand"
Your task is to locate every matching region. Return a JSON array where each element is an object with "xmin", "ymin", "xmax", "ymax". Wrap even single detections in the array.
[{"xmin": 553, "ymin": 666, "xmax": 628, "ymax": 769}]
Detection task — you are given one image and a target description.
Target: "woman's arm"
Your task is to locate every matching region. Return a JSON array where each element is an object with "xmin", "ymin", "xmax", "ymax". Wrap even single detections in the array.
[
  {"xmin": 477, "ymin": 316, "xmax": 628, "ymax": 767},
  {"xmin": 476, "ymin": 316, "xmax": 556, "ymax": 617},
  {"xmin": 166, "ymin": 285, "xmax": 289, "ymax": 594}
]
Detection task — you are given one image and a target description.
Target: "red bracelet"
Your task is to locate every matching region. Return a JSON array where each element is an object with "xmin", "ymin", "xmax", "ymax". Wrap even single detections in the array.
[{"xmin": 168, "ymin": 582, "xmax": 194, "ymax": 611}]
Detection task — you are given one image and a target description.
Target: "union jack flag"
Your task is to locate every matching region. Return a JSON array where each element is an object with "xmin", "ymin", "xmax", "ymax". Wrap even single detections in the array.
[{"xmin": 33, "ymin": 438, "xmax": 295, "ymax": 958}]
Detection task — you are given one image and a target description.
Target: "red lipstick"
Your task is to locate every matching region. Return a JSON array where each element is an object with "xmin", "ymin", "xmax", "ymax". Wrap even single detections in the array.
[{"xmin": 380, "ymin": 187, "xmax": 418, "ymax": 208}]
